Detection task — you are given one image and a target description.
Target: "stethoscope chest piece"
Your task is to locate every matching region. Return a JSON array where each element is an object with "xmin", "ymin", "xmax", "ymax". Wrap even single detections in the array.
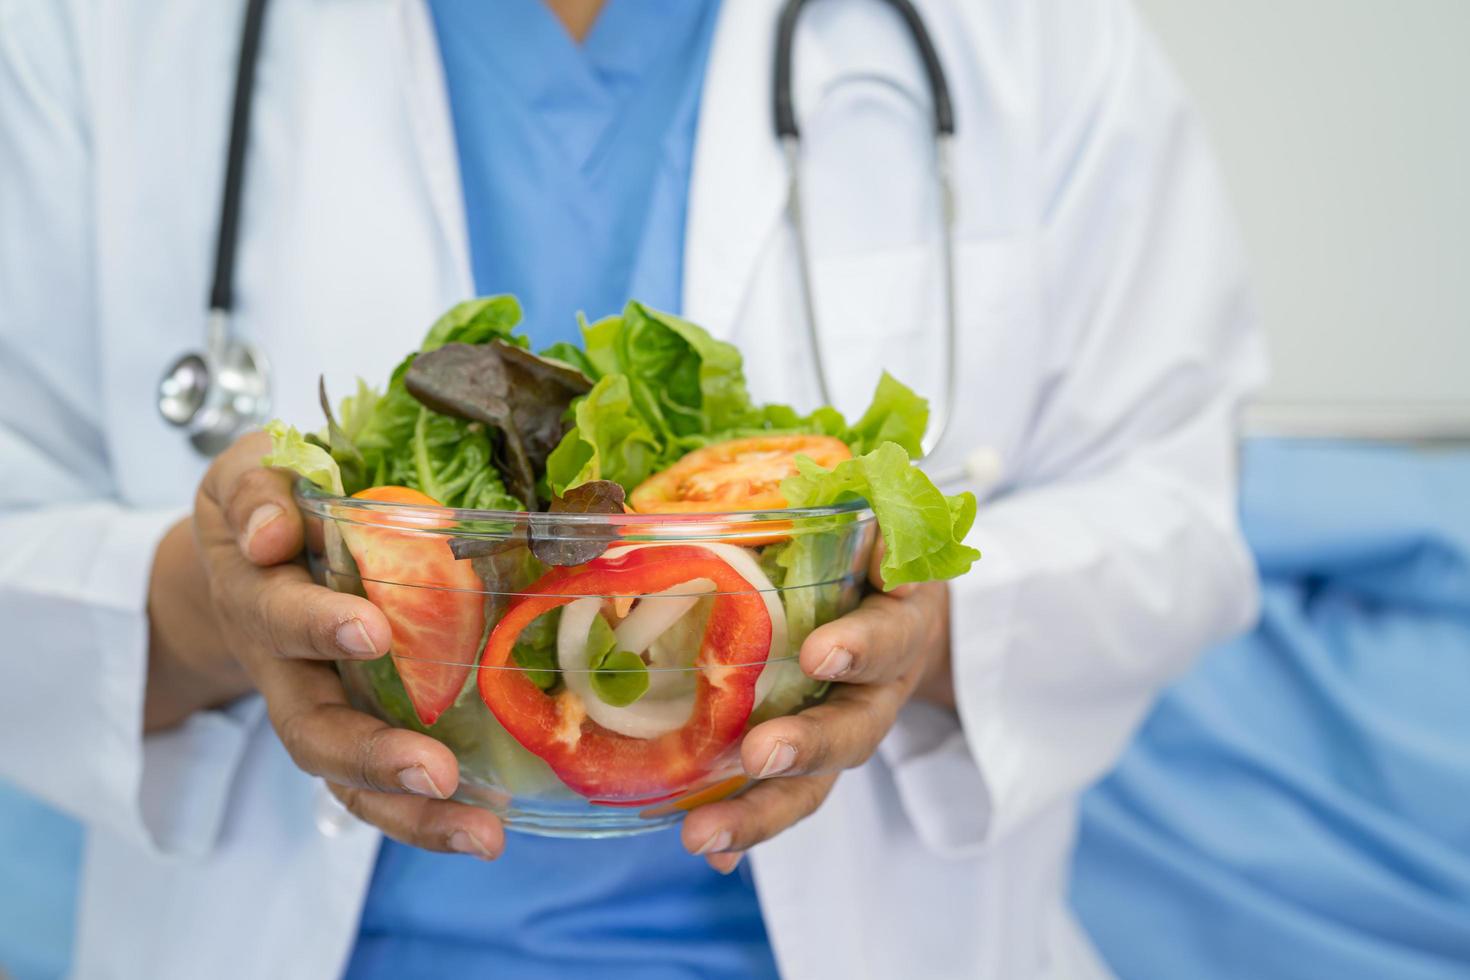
[{"xmin": 158, "ymin": 310, "xmax": 271, "ymax": 457}]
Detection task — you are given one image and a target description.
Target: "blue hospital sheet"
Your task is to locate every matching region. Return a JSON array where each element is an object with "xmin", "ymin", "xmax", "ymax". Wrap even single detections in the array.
[
  {"xmin": 0, "ymin": 780, "xmax": 80, "ymax": 980},
  {"xmin": 1071, "ymin": 439, "xmax": 1470, "ymax": 979}
]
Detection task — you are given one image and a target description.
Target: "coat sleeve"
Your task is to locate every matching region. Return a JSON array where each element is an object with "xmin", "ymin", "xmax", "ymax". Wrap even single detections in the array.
[
  {"xmin": 878, "ymin": 0, "xmax": 1268, "ymax": 855},
  {"xmin": 0, "ymin": 0, "xmax": 262, "ymax": 858}
]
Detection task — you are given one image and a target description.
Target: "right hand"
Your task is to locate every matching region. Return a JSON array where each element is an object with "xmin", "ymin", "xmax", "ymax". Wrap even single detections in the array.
[{"xmin": 147, "ymin": 431, "xmax": 505, "ymax": 858}]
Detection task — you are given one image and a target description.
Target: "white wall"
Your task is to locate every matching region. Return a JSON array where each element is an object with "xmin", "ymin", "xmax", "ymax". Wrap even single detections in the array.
[{"xmin": 1136, "ymin": 0, "xmax": 1470, "ymax": 436}]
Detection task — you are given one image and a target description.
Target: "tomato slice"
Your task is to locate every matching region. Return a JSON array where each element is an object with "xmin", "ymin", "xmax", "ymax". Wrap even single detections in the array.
[
  {"xmin": 630, "ymin": 435, "xmax": 852, "ymax": 513},
  {"xmin": 339, "ymin": 486, "xmax": 484, "ymax": 727},
  {"xmin": 478, "ymin": 545, "xmax": 771, "ymax": 802}
]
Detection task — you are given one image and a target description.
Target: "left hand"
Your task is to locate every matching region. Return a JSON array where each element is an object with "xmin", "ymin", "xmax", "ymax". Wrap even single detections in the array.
[{"xmin": 681, "ymin": 561, "xmax": 954, "ymax": 872}]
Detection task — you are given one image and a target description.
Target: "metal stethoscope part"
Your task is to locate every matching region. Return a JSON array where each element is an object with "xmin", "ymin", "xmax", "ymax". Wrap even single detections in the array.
[{"xmin": 158, "ymin": 310, "xmax": 272, "ymax": 458}]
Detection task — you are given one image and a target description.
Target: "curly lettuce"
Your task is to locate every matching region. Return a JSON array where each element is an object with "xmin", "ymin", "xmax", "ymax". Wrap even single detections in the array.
[
  {"xmin": 275, "ymin": 298, "xmax": 525, "ymax": 510},
  {"xmin": 544, "ymin": 302, "xmax": 934, "ymax": 494},
  {"xmin": 781, "ymin": 444, "xmax": 980, "ymax": 588},
  {"xmin": 266, "ymin": 292, "xmax": 980, "ymax": 588},
  {"xmin": 261, "ymin": 421, "xmax": 342, "ymax": 494}
]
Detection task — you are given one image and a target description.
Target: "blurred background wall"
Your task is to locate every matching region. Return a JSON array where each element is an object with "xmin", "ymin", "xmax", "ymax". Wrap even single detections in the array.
[{"xmin": 1136, "ymin": 0, "xmax": 1470, "ymax": 436}]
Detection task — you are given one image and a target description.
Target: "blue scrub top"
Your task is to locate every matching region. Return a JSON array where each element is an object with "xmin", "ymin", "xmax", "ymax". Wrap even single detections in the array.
[
  {"xmin": 0, "ymin": 781, "xmax": 81, "ymax": 980},
  {"xmin": 346, "ymin": 3, "xmax": 780, "ymax": 978},
  {"xmin": 433, "ymin": 0, "xmax": 713, "ymax": 348}
]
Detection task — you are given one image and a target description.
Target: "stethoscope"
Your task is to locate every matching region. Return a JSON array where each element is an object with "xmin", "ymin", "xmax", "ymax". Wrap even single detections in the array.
[
  {"xmin": 158, "ymin": 0, "xmax": 962, "ymax": 464},
  {"xmin": 157, "ymin": 0, "xmax": 273, "ymax": 457}
]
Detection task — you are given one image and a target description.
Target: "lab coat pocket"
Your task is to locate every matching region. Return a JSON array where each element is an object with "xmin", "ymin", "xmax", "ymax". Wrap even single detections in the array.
[
  {"xmin": 807, "ymin": 244, "xmax": 939, "ymax": 422},
  {"xmin": 808, "ymin": 239, "xmax": 1032, "ymax": 441}
]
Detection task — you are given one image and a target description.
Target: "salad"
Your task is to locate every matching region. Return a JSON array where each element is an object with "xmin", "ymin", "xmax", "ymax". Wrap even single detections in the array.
[{"xmin": 269, "ymin": 297, "xmax": 979, "ymax": 824}]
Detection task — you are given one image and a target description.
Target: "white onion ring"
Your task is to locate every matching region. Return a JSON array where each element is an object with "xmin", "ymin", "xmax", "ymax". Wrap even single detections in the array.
[
  {"xmin": 603, "ymin": 542, "xmax": 790, "ymax": 708},
  {"xmin": 556, "ymin": 597, "xmax": 697, "ymax": 739},
  {"xmin": 613, "ymin": 578, "xmax": 715, "ymax": 659}
]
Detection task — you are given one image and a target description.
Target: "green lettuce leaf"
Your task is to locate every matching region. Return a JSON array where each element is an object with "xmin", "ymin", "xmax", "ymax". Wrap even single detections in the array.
[
  {"xmin": 263, "ymin": 421, "xmax": 342, "ymax": 494},
  {"xmin": 845, "ymin": 373, "xmax": 929, "ymax": 458},
  {"xmin": 574, "ymin": 303, "xmax": 750, "ymax": 427},
  {"xmin": 422, "ymin": 295, "xmax": 526, "ymax": 351},
  {"xmin": 546, "ymin": 302, "xmax": 766, "ymax": 491},
  {"xmin": 590, "ymin": 648, "xmax": 650, "ymax": 707},
  {"xmin": 307, "ymin": 297, "xmax": 527, "ymax": 509},
  {"xmin": 537, "ymin": 340, "xmax": 599, "ymax": 380},
  {"xmin": 511, "ymin": 607, "xmax": 561, "ymax": 692},
  {"xmin": 402, "ymin": 407, "xmax": 522, "ymax": 510},
  {"xmin": 773, "ymin": 535, "xmax": 838, "ymax": 648},
  {"xmin": 632, "ymin": 304, "xmax": 753, "ymax": 432},
  {"xmin": 335, "ymin": 378, "xmax": 382, "ymax": 441},
  {"xmin": 781, "ymin": 442, "xmax": 980, "ymax": 588},
  {"xmin": 584, "ymin": 616, "xmax": 650, "ymax": 707},
  {"xmin": 545, "ymin": 374, "xmax": 663, "ymax": 495}
]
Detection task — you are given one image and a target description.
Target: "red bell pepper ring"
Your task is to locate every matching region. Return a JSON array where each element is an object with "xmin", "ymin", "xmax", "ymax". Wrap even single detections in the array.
[{"xmin": 478, "ymin": 545, "xmax": 771, "ymax": 803}]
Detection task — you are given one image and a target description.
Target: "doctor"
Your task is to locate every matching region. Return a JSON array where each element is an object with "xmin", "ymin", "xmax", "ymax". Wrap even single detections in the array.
[{"xmin": 0, "ymin": 0, "xmax": 1265, "ymax": 977}]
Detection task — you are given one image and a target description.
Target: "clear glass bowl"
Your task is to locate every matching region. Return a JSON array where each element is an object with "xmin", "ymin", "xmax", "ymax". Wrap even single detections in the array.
[{"xmin": 296, "ymin": 483, "xmax": 877, "ymax": 838}]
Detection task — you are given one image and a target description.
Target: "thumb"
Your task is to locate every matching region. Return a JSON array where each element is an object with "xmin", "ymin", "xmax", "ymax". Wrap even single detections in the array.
[{"xmin": 200, "ymin": 431, "xmax": 306, "ymax": 567}]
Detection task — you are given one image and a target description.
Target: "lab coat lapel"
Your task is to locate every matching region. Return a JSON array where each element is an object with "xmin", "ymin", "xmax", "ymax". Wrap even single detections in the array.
[
  {"xmin": 681, "ymin": 0, "xmax": 795, "ymax": 336},
  {"xmin": 269, "ymin": 0, "xmax": 474, "ymax": 425},
  {"xmin": 394, "ymin": 0, "xmax": 474, "ymax": 298}
]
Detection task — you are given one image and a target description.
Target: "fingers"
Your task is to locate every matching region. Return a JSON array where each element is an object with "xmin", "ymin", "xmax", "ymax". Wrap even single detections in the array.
[
  {"xmin": 865, "ymin": 537, "xmax": 918, "ymax": 597},
  {"xmin": 738, "ymin": 678, "xmax": 909, "ymax": 780},
  {"xmin": 256, "ymin": 632, "xmax": 503, "ymax": 860},
  {"xmin": 202, "ymin": 546, "xmax": 389, "ymax": 663},
  {"xmin": 249, "ymin": 561, "xmax": 392, "ymax": 661},
  {"xmin": 188, "ymin": 433, "xmax": 503, "ymax": 858},
  {"xmin": 797, "ymin": 583, "xmax": 945, "ymax": 686},
  {"xmin": 255, "ymin": 654, "xmax": 459, "ymax": 794},
  {"xmin": 198, "ymin": 430, "xmax": 305, "ymax": 566},
  {"xmin": 681, "ymin": 773, "xmax": 838, "ymax": 870},
  {"xmin": 681, "ymin": 582, "xmax": 952, "ymax": 863},
  {"xmin": 328, "ymin": 783, "xmax": 505, "ymax": 859}
]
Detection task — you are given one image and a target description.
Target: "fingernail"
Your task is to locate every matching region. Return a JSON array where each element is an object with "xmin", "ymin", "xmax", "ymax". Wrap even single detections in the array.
[
  {"xmin": 335, "ymin": 619, "xmax": 379, "ymax": 658},
  {"xmin": 241, "ymin": 504, "xmax": 283, "ymax": 557},
  {"xmin": 695, "ymin": 829, "xmax": 732, "ymax": 855},
  {"xmin": 449, "ymin": 829, "xmax": 495, "ymax": 860},
  {"xmin": 813, "ymin": 646, "xmax": 853, "ymax": 680},
  {"xmin": 757, "ymin": 739, "xmax": 797, "ymax": 778},
  {"xmin": 398, "ymin": 764, "xmax": 444, "ymax": 799},
  {"xmin": 709, "ymin": 851, "xmax": 745, "ymax": 875}
]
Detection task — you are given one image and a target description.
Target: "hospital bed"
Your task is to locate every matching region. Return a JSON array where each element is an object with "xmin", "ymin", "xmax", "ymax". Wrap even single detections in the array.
[{"xmin": 1070, "ymin": 403, "xmax": 1470, "ymax": 980}]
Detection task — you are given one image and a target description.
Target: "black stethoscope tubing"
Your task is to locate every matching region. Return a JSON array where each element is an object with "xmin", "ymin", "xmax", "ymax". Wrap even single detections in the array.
[
  {"xmin": 774, "ymin": 0, "xmax": 954, "ymax": 140},
  {"xmin": 773, "ymin": 0, "xmax": 959, "ymax": 457},
  {"xmin": 210, "ymin": 0, "xmax": 271, "ymax": 317}
]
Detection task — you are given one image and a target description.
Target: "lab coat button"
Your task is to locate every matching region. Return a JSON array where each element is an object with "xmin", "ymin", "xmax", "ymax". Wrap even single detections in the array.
[
  {"xmin": 965, "ymin": 446, "xmax": 1004, "ymax": 491},
  {"xmin": 313, "ymin": 782, "xmax": 358, "ymax": 837}
]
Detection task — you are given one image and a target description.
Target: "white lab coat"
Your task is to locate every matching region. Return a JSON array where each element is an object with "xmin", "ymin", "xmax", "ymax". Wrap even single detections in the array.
[{"xmin": 0, "ymin": 0, "xmax": 1265, "ymax": 977}]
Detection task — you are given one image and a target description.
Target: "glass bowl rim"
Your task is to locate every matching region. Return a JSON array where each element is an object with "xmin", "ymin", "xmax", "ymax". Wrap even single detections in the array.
[
  {"xmin": 350, "ymin": 654, "xmax": 806, "ymax": 673},
  {"xmin": 294, "ymin": 479, "xmax": 874, "ymax": 526}
]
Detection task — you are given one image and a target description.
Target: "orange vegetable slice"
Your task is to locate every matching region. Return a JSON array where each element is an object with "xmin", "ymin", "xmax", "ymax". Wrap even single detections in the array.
[
  {"xmin": 339, "ymin": 486, "xmax": 484, "ymax": 726},
  {"xmin": 630, "ymin": 435, "xmax": 852, "ymax": 514}
]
